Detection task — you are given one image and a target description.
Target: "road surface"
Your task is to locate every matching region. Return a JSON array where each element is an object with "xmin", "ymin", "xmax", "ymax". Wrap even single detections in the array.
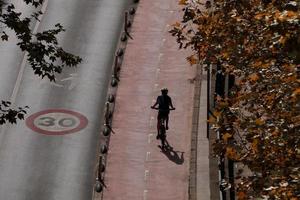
[{"xmin": 0, "ymin": 0, "xmax": 130, "ymax": 199}]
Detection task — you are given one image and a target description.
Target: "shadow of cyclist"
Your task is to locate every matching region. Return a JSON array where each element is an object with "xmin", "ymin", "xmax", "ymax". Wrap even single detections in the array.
[{"xmin": 158, "ymin": 140, "xmax": 184, "ymax": 165}]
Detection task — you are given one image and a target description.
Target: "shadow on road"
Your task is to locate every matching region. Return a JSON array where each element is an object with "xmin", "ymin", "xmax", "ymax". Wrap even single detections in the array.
[{"xmin": 158, "ymin": 140, "xmax": 184, "ymax": 165}]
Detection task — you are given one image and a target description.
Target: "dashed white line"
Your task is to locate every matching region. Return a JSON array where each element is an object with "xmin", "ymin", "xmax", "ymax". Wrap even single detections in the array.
[
  {"xmin": 158, "ymin": 53, "xmax": 164, "ymax": 60},
  {"xmin": 143, "ymin": 190, "xmax": 148, "ymax": 200},
  {"xmin": 144, "ymin": 170, "xmax": 149, "ymax": 181},
  {"xmin": 148, "ymin": 134, "xmax": 153, "ymax": 144},
  {"xmin": 156, "ymin": 68, "xmax": 160, "ymax": 77},
  {"xmin": 146, "ymin": 151, "xmax": 151, "ymax": 161},
  {"xmin": 149, "ymin": 116, "xmax": 154, "ymax": 127},
  {"xmin": 156, "ymin": 69, "xmax": 160, "ymax": 78}
]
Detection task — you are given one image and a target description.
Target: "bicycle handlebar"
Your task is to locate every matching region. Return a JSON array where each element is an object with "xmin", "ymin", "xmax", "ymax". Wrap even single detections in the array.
[{"xmin": 151, "ymin": 107, "xmax": 175, "ymax": 111}]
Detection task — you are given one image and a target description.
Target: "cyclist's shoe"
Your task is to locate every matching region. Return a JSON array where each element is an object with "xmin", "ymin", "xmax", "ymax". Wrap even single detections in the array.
[
  {"xmin": 156, "ymin": 134, "xmax": 159, "ymax": 140},
  {"xmin": 166, "ymin": 126, "xmax": 169, "ymax": 130}
]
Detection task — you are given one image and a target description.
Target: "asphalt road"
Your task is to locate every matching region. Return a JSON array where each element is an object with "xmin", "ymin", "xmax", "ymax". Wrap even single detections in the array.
[{"xmin": 0, "ymin": 0, "xmax": 129, "ymax": 199}]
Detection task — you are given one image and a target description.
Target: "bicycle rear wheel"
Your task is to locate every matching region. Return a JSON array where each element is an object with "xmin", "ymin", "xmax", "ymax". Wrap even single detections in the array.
[{"xmin": 159, "ymin": 127, "xmax": 166, "ymax": 147}]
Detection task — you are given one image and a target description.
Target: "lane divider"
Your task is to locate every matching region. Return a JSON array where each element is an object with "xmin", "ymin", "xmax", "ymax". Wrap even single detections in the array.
[{"xmin": 93, "ymin": 0, "xmax": 140, "ymax": 197}]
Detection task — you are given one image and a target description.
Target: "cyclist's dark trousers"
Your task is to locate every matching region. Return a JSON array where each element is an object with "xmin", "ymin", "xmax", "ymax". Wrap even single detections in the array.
[{"xmin": 157, "ymin": 111, "xmax": 169, "ymax": 134}]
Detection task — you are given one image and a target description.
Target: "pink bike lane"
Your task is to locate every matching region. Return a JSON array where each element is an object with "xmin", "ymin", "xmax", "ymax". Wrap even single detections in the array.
[{"xmin": 101, "ymin": 0, "xmax": 199, "ymax": 199}]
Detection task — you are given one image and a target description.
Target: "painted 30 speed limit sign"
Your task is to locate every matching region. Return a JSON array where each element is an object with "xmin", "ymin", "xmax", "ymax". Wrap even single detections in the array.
[{"xmin": 26, "ymin": 109, "xmax": 88, "ymax": 135}]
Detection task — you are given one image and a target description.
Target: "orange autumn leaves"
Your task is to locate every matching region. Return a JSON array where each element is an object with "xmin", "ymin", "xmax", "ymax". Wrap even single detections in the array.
[
  {"xmin": 172, "ymin": 0, "xmax": 300, "ymax": 199},
  {"xmin": 186, "ymin": 55, "xmax": 198, "ymax": 65},
  {"xmin": 179, "ymin": 0, "xmax": 188, "ymax": 5}
]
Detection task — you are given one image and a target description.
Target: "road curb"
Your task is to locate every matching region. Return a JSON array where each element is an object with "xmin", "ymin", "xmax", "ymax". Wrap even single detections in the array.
[{"xmin": 189, "ymin": 63, "xmax": 202, "ymax": 200}]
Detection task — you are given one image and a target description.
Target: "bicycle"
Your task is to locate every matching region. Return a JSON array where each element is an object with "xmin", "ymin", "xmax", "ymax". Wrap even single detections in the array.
[{"xmin": 151, "ymin": 107, "xmax": 175, "ymax": 148}]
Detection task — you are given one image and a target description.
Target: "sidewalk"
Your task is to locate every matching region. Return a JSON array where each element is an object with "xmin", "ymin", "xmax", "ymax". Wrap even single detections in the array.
[{"xmin": 100, "ymin": 0, "xmax": 210, "ymax": 199}]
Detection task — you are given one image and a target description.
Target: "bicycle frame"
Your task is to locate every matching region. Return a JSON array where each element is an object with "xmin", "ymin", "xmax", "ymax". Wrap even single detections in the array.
[
  {"xmin": 151, "ymin": 107, "xmax": 175, "ymax": 147},
  {"xmin": 158, "ymin": 116, "xmax": 166, "ymax": 146}
]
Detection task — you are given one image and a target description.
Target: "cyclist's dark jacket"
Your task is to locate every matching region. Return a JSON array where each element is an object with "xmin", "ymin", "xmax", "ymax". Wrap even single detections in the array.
[{"xmin": 156, "ymin": 95, "xmax": 172, "ymax": 116}]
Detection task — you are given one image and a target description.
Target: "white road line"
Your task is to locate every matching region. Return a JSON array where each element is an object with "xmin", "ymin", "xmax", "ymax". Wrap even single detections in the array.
[
  {"xmin": 154, "ymin": 83, "xmax": 159, "ymax": 90},
  {"xmin": 156, "ymin": 68, "xmax": 161, "ymax": 78},
  {"xmin": 158, "ymin": 53, "xmax": 164, "ymax": 60},
  {"xmin": 143, "ymin": 190, "xmax": 148, "ymax": 200},
  {"xmin": 148, "ymin": 134, "xmax": 153, "ymax": 144},
  {"xmin": 156, "ymin": 68, "xmax": 160, "ymax": 77},
  {"xmin": 10, "ymin": 0, "xmax": 49, "ymax": 105},
  {"xmin": 149, "ymin": 116, "xmax": 154, "ymax": 127},
  {"xmin": 146, "ymin": 151, "xmax": 150, "ymax": 161},
  {"xmin": 144, "ymin": 170, "xmax": 149, "ymax": 181},
  {"xmin": 33, "ymin": 0, "xmax": 49, "ymax": 33}
]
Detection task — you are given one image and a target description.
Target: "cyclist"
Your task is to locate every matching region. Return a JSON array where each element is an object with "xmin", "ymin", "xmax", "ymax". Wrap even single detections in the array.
[{"xmin": 151, "ymin": 87, "xmax": 175, "ymax": 139}]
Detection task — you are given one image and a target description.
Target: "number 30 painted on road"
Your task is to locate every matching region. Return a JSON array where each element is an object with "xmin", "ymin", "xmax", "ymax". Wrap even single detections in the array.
[
  {"xmin": 26, "ymin": 109, "xmax": 88, "ymax": 135},
  {"xmin": 38, "ymin": 117, "xmax": 76, "ymax": 127}
]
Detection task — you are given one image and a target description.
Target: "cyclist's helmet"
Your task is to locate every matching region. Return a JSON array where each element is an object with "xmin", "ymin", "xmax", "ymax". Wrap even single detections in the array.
[
  {"xmin": 161, "ymin": 87, "xmax": 168, "ymax": 95},
  {"xmin": 161, "ymin": 87, "xmax": 168, "ymax": 92}
]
